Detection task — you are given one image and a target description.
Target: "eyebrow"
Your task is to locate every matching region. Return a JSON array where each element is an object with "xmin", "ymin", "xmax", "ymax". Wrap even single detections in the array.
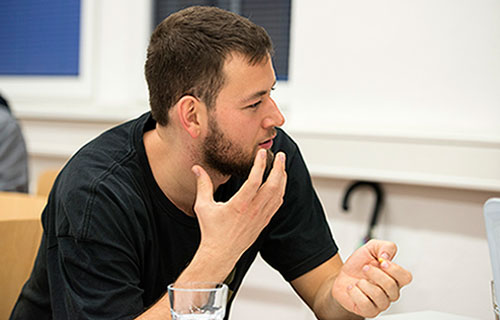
[{"xmin": 240, "ymin": 80, "xmax": 277, "ymax": 104}]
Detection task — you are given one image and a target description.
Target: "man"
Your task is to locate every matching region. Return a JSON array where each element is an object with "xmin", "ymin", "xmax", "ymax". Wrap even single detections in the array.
[
  {"xmin": 11, "ymin": 6, "xmax": 411, "ymax": 320},
  {"xmin": 0, "ymin": 93, "xmax": 29, "ymax": 193}
]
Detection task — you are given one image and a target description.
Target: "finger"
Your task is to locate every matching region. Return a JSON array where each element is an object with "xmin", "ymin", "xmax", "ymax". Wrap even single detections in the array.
[
  {"xmin": 265, "ymin": 152, "xmax": 287, "ymax": 191},
  {"xmin": 192, "ymin": 165, "xmax": 215, "ymax": 210},
  {"xmin": 366, "ymin": 239, "xmax": 398, "ymax": 262},
  {"xmin": 347, "ymin": 284, "xmax": 379, "ymax": 318},
  {"xmin": 255, "ymin": 152, "xmax": 287, "ymax": 211},
  {"xmin": 356, "ymin": 279, "xmax": 390, "ymax": 311},
  {"xmin": 230, "ymin": 149, "xmax": 268, "ymax": 205},
  {"xmin": 378, "ymin": 258, "xmax": 413, "ymax": 288},
  {"xmin": 362, "ymin": 264, "xmax": 400, "ymax": 302}
]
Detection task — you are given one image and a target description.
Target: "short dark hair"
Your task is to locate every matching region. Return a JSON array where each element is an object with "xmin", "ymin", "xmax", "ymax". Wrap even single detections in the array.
[{"xmin": 145, "ymin": 6, "xmax": 274, "ymax": 126}]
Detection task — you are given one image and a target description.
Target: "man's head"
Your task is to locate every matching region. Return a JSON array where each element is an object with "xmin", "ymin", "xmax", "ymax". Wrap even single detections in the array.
[
  {"xmin": 145, "ymin": 6, "xmax": 274, "ymax": 126},
  {"xmin": 200, "ymin": 51, "xmax": 283, "ymax": 179}
]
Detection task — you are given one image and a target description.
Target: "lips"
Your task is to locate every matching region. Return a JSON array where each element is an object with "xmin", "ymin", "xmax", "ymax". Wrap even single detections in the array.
[
  {"xmin": 259, "ymin": 139, "xmax": 273, "ymax": 149},
  {"xmin": 258, "ymin": 134, "xmax": 276, "ymax": 149}
]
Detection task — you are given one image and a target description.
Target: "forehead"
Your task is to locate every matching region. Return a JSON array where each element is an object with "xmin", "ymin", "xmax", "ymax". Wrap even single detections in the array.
[{"xmin": 216, "ymin": 53, "xmax": 275, "ymax": 105}]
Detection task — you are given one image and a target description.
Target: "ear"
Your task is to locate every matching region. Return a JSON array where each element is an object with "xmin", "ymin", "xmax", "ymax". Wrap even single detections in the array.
[{"xmin": 177, "ymin": 95, "xmax": 205, "ymax": 138}]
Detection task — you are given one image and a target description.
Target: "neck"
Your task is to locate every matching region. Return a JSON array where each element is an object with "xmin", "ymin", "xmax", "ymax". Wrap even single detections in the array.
[{"xmin": 143, "ymin": 125, "xmax": 229, "ymax": 217}]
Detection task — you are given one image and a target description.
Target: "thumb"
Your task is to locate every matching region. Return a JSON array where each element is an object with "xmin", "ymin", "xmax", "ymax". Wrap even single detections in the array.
[
  {"xmin": 192, "ymin": 165, "xmax": 214, "ymax": 208},
  {"xmin": 367, "ymin": 239, "xmax": 398, "ymax": 261}
]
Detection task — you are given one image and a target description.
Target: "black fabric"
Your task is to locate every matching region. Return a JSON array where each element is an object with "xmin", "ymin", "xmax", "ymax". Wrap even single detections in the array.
[{"xmin": 10, "ymin": 112, "xmax": 337, "ymax": 320}]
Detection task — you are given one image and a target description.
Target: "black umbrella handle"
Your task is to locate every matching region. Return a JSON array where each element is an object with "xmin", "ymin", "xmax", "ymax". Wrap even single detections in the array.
[{"xmin": 342, "ymin": 181, "xmax": 384, "ymax": 243}]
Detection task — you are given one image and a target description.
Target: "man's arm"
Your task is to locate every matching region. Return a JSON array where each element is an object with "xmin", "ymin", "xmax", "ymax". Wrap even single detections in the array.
[
  {"xmin": 291, "ymin": 240, "xmax": 412, "ymax": 319},
  {"xmin": 138, "ymin": 149, "xmax": 288, "ymax": 319},
  {"xmin": 292, "ymin": 254, "xmax": 362, "ymax": 320},
  {"xmin": 0, "ymin": 109, "xmax": 29, "ymax": 192}
]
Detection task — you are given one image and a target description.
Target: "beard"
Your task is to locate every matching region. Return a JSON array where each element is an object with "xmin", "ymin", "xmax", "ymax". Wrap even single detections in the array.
[{"xmin": 202, "ymin": 116, "xmax": 275, "ymax": 178}]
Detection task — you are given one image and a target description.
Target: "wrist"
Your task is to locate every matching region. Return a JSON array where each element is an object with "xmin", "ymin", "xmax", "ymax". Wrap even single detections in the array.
[
  {"xmin": 176, "ymin": 243, "xmax": 239, "ymax": 284},
  {"xmin": 313, "ymin": 276, "xmax": 363, "ymax": 320}
]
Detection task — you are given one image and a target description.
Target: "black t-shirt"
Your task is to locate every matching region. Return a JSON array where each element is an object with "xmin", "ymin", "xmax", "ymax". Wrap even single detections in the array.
[{"xmin": 10, "ymin": 112, "xmax": 337, "ymax": 320}]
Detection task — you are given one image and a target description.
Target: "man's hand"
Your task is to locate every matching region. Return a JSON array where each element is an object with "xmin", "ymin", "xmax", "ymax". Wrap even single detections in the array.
[
  {"xmin": 192, "ymin": 149, "xmax": 287, "ymax": 262},
  {"xmin": 332, "ymin": 240, "xmax": 412, "ymax": 318},
  {"xmin": 139, "ymin": 150, "xmax": 286, "ymax": 319}
]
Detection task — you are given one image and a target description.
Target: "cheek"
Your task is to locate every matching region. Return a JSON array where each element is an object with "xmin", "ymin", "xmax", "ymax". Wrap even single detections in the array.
[{"xmin": 223, "ymin": 117, "xmax": 260, "ymax": 139}]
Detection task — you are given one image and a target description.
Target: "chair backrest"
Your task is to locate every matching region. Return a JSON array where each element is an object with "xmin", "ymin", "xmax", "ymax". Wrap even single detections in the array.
[
  {"xmin": 36, "ymin": 169, "xmax": 59, "ymax": 198},
  {"xmin": 0, "ymin": 192, "xmax": 46, "ymax": 318}
]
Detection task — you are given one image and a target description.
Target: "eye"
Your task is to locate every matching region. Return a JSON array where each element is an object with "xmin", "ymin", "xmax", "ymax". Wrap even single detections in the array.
[{"xmin": 247, "ymin": 101, "xmax": 262, "ymax": 109}]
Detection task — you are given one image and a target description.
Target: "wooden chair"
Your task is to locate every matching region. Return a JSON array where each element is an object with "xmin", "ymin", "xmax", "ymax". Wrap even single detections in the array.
[
  {"xmin": 0, "ymin": 192, "xmax": 46, "ymax": 318},
  {"xmin": 36, "ymin": 169, "xmax": 60, "ymax": 198}
]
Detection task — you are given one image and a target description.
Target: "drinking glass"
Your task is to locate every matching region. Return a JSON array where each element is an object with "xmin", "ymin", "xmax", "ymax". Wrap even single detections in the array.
[{"xmin": 168, "ymin": 282, "xmax": 228, "ymax": 320}]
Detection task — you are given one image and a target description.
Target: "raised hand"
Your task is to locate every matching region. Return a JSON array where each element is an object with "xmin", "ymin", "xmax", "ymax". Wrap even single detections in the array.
[
  {"xmin": 191, "ymin": 149, "xmax": 287, "ymax": 262},
  {"xmin": 332, "ymin": 240, "xmax": 412, "ymax": 318}
]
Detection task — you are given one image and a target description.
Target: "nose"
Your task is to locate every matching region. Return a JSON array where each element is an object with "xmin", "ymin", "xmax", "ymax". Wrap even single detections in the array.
[{"xmin": 262, "ymin": 97, "xmax": 285, "ymax": 128}]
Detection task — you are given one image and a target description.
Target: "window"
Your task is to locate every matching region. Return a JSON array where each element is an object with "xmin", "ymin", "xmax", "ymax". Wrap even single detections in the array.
[
  {"xmin": 153, "ymin": 0, "xmax": 291, "ymax": 80},
  {"xmin": 0, "ymin": 0, "xmax": 81, "ymax": 76}
]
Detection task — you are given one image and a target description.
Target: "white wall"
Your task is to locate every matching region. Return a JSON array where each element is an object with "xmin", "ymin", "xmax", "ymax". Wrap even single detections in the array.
[
  {"xmin": 282, "ymin": 0, "xmax": 500, "ymax": 138},
  {"xmin": 2, "ymin": 0, "xmax": 500, "ymax": 319}
]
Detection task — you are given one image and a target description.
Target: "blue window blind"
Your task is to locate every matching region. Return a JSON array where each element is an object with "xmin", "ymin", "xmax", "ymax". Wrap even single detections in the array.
[
  {"xmin": 153, "ymin": 0, "xmax": 291, "ymax": 81},
  {"xmin": 0, "ymin": 0, "xmax": 81, "ymax": 76}
]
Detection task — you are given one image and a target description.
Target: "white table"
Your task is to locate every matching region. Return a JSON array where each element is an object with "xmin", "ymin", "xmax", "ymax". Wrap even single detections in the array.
[{"xmin": 376, "ymin": 311, "xmax": 480, "ymax": 320}]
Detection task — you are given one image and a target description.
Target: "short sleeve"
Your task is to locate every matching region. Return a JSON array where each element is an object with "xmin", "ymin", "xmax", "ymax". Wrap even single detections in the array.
[
  {"xmin": 259, "ymin": 137, "xmax": 338, "ymax": 282},
  {"xmin": 44, "ymin": 168, "xmax": 148, "ymax": 319}
]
